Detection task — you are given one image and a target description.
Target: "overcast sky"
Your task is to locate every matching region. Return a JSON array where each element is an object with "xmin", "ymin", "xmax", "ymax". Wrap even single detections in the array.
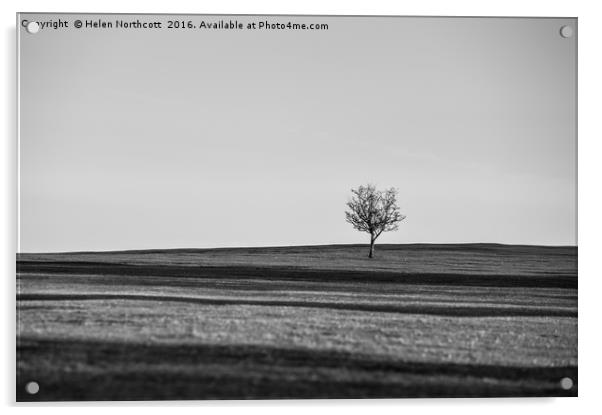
[{"xmin": 19, "ymin": 15, "xmax": 577, "ymax": 252}]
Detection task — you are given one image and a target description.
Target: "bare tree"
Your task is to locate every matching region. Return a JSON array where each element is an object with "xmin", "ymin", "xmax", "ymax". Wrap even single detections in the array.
[{"xmin": 345, "ymin": 184, "xmax": 406, "ymax": 258}]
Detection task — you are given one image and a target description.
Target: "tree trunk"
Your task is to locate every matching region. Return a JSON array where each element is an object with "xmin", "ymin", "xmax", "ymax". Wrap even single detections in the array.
[{"xmin": 369, "ymin": 236, "xmax": 375, "ymax": 258}]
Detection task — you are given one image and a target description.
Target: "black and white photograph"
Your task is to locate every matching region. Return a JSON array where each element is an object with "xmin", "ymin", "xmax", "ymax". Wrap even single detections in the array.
[{"xmin": 16, "ymin": 13, "xmax": 577, "ymax": 401}]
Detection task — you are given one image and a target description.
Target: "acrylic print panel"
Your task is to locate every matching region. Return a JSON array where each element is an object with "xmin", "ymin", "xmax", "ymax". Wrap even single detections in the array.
[{"xmin": 16, "ymin": 13, "xmax": 577, "ymax": 401}]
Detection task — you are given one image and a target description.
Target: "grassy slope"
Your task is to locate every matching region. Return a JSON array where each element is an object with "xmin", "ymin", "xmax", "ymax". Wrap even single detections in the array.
[
  {"xmin": 16, "ymin": 244, "xmax": 578, "ymax": 400},
  {"xmin": 18, "ymin": 243, "xmax": 577, "ymax": 276}
]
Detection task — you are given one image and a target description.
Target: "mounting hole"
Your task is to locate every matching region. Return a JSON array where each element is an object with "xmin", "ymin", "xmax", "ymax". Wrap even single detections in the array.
[
  {"xmin": 559, "ymin": 25, "xmax": 573, "ymax": 38},
  {"xmin": 25, "ymin": 381, "xmax": 39, "ymax": 395},
  {"xmin": 26, "ymin": 21, "xmax": 40, "ymax": 34},
  {"xmin": 560, "ymin": 377, "xmax": 573, "ymax": 390}
]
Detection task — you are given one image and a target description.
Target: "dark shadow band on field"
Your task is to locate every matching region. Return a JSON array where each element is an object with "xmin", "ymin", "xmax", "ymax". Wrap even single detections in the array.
[
  {"xmin": 16, "ymin": 337, "xmax": 577, "ymax": 400},
  {"xmin": 17, "ymin": 293, "xmax": 577, "ymax": 318},
  {"xmin": 16, "ymin": 261, "xmax": 577, "ymax": 289}
]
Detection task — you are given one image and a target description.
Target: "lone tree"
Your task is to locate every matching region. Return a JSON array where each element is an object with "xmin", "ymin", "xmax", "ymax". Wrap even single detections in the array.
[{"xmin": 345, "ymin": 184, "xmax": 405, "ymax": 258}]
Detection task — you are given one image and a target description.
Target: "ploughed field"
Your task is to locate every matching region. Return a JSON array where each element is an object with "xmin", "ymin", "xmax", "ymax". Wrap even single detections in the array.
[{"xmin": 16, "ymin": 244, "xmax": 577, "ymax": 400}]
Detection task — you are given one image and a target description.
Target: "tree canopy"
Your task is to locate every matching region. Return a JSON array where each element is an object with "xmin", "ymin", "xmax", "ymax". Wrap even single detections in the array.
[{"xmin": 345, "ymin": 184, "xmax": 405, "ymax": 258}]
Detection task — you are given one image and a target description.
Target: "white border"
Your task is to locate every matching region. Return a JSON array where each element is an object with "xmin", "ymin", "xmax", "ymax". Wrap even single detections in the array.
[{"xmin": 3, "ymin": 1, "xmax": 602, "ymax": 414}]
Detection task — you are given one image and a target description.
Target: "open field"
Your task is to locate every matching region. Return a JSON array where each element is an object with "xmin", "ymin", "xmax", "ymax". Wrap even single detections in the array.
[{"xmin": 16, "ymin": 244, "xmax": 577, "ymax": 400}]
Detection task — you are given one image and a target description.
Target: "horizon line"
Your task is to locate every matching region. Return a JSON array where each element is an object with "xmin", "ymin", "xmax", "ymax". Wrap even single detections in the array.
[{"xmin": 17, "ymin": 241, "xmax": 578, "ymax": 255}]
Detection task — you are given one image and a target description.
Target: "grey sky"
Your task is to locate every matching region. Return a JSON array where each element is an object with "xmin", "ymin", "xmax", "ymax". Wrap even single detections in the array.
[{"xmin": 19, "ymin": 15, "xmax": 577, "ymax": 252}]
